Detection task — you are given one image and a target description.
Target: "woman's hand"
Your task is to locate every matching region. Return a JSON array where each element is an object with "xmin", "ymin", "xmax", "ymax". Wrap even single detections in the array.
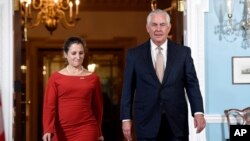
[
  {"xmin": 98, "ymin": 136, "xmax": 104, "ymax": 141},
  {"xmin": 42, "ymin": 133, "xmax": 52, "ymax": 141}
]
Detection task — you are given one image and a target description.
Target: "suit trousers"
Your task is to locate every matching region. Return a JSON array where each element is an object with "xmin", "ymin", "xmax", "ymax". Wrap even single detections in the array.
[{"xmin": 137, "ymin": 114, "xmax": 189, "ymax": 141}]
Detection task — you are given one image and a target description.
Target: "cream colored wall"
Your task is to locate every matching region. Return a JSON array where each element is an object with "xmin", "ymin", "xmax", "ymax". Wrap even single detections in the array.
[{"xmin": 28, "ymin": 11, "xmax": 150, "ymax": 45}]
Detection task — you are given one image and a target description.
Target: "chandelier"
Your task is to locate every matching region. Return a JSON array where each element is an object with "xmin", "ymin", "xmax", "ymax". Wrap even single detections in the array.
[
  {"xmin": 19, "ymin": 0, "xmax": 80, "ymax": 38},
  {"xmin": 214, "ymin": 0, "xmax": 250, "ymax": 49}
]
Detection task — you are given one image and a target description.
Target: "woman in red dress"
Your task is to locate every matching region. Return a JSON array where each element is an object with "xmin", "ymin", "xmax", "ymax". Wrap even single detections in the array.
[{"xmin": 42, "ymin": 36, "xmax": 104, "ymax": 141}]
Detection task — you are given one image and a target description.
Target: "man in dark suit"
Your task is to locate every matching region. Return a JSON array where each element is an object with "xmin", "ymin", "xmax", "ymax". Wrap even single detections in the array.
[{"xmin": 120, "ymin": 9, "xmax": 206, "ymax": 141}]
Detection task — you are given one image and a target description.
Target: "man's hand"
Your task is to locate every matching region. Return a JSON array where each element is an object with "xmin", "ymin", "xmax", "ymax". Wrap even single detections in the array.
[
  {"xmin": 122, "ymin": 120, "xmax": 133, "ymax": 141},
  {"xmin": 194, "ymin": 114, "xmax": 206, "ymax": 133}
]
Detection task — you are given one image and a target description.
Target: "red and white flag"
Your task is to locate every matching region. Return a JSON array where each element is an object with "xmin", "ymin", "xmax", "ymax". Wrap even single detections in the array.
[{"xmin": 0, "ymin": 95, "xmax": 5, "ymax": 141}]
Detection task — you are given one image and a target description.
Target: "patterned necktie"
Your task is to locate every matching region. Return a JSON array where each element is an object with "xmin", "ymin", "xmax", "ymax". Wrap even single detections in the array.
[{"xmin": 155, "ymin": 46, "xmax": 164, "ymax": 83}]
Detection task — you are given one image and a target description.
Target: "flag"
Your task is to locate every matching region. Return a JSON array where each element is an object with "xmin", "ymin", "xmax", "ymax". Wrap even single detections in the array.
[{"xmin": 0, "ymin": 95, "xmax": 5, "ymax": 141}]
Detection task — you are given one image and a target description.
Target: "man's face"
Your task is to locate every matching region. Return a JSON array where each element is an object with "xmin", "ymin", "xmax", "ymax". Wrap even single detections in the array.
[{"xmin": 146, "ymin": 13, "xmax": 171, "ymax": 46}]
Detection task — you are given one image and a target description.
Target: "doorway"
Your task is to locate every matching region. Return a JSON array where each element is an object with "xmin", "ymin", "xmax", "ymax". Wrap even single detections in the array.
[
  {"xmin": 18, "ymin": 37, "xmax": 136, "ymax": 141},
  {"xmin": 40, "ymin": 47, "xmax": 124, "ymax": 141}
]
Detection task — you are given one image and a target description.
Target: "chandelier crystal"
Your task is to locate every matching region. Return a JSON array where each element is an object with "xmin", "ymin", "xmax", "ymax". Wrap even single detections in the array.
[
  {"xmin": 20, "ymin": 0, "xmax": 80, "ymax": 37},
  {"xmin": 215, "ymin": 0, "xmax": 250, "ymax": 49}
]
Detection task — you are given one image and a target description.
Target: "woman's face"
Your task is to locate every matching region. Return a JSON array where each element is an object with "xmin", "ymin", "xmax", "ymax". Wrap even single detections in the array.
[{"xmin": 64, "ymin": 43, "xmax": 85, "ymax": 67}]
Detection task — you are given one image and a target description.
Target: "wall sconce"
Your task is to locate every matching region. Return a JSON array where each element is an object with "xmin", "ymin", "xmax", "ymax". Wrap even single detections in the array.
[
  {"xmin": 214, "ymin": 0, "xmax": 250, "ymax": 49},
  {"xmin": 20, "ymin": 65, "xmax": 27, "ymax": 73},
  {"xmin": 178, "ymin": 0, "xmax": 185, "ymax": 12},
  {"xmin": 150, "ymin": 0, "xmax": 183, "ymax": 12},
  {"xmin": 151, "ymin": 0, "xmax": 157, "ymax": 11},
  {"xmin": 87, "ymin": 63, "xmax": 96, "ymax": 72},
  {"xmin": 150, "ymin": 0, "xmax": 175, "ymax": 12},
  {"xmin": 19, "ymin": 0, "xmax": 80, "ymax": 40},
  {"xmin": 42, "ymin": 65, "xmax": 47, "ymax": 75}
]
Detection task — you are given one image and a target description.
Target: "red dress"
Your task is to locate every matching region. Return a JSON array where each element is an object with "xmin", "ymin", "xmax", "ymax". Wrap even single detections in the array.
[{"xmin": 43, "ymin": 72, "xmax": 103, "ymax": 141}]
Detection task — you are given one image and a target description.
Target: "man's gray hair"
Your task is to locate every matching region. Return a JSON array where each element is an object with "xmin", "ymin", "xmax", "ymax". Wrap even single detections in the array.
[{"xmin": 146, "ymin": 9, "xmax": 171, "ymax": 25}]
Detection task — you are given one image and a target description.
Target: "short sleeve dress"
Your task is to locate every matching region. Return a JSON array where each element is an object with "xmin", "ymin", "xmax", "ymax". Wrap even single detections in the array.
[{"xmin": 43, "ymin": 72, "xmax": 103, "ymax": 141}]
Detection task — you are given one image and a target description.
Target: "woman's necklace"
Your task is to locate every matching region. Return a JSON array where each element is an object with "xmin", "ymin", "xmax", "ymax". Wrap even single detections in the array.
[{"xmin": 66, "ymin": 65, "xmax": 84, "ymax": 75}]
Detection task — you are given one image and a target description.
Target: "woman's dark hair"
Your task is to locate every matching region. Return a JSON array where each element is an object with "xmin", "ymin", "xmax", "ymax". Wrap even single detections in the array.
[{"xmin": 63, "ymin": 36, "xmax": 87, "ymax": 54}]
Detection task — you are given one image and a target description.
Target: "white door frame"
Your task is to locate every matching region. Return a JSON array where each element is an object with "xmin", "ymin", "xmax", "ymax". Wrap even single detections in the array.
[
  {"xmin": 0, "ymin": 0, "xmax": 14, "ymax": 141},
  {"xmin": 184, "ymin": 0, "xmax": 209, "ymax": 141}
]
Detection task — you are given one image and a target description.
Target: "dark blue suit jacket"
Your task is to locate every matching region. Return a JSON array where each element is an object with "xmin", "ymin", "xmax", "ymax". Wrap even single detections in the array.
[{"xmin": 120, "ymin": 40, "xmax": 204, "ymax": 138}]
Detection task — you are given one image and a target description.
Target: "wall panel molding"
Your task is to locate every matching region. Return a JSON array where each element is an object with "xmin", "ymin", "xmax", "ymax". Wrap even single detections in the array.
[{"xmin": 205, "ymin": 114, "xmax": 227, "ymax": 123}]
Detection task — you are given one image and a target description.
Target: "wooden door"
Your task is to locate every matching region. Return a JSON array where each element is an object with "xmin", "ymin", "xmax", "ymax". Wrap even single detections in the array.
[
  {"xmin": 13, "ymin": 11, "xmax": 27, "ymax": 141},
  {"xmin": 86, "ymin": 48, "xmax": 124, "ymax": 141}
]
